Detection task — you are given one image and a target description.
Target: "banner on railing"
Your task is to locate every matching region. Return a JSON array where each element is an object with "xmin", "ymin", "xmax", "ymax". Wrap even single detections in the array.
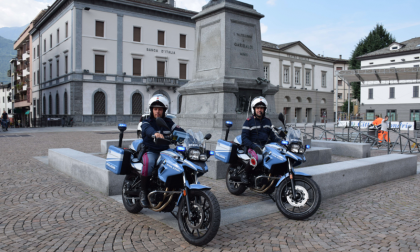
[{"xmin": 338, "ymin": 121, "xmax": 415, "ymax": 131}]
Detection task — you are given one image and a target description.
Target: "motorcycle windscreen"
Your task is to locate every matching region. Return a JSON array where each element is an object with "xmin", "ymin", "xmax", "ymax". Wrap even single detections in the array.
[{"xmin": 214, "ymin": 139, "xmax": 233, "ymax": 163}]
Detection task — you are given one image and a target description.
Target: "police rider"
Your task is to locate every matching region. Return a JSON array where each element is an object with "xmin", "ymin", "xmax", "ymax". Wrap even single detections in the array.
[
  {"xmin": 140, "ymin": 94, "xmax": 185, "ymax": 208},
  {"xmin": 241, "ymin": 96, "xmax": 281, "ymax": 183}
]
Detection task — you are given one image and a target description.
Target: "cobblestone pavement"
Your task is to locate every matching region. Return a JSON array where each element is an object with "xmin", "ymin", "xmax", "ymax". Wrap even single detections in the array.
[{"xmin": 1, "ymin": 129, "xmax": 420, "ymax": 251}]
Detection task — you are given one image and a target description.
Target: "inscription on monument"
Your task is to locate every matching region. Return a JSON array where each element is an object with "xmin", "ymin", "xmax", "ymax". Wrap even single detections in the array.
[{"xmin": 231, "ymin": 20, "xmax": 258, "ymax": 70}]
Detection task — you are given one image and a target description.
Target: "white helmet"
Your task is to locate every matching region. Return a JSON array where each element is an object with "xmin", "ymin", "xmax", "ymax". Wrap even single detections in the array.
[
  {"xmin": 251, "ymin": 96, "xmax": 268, "ymax": 116},
  {"xmin": 148, "ymin": 94, "xmax": 169, "ymax": 117}
]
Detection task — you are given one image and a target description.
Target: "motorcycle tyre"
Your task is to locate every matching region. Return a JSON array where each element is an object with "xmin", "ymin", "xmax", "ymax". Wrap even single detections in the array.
[
  {"xmin": 177, "ymin": 190, "xmax": 220, "ymax": 246},
  {"xmin": 225, "ymin": 165, "xmax": 247, "ymax": 196},
  {"xmin": 122, "ymin": 176, "xmax": 143, "ymax": 213},
  {"xmin": 275, "ymin": 176, "xmax": 321, "ymax": 220}
]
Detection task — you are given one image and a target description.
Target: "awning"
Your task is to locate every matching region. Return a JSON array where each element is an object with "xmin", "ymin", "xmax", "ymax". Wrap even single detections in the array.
[
  {"xmin": 337, "ymin": 67, "xmax": 419, "ymax": 84},
  {"xmin": 25, "ymin": 110, "xmax": 30, "ymax": 115}
]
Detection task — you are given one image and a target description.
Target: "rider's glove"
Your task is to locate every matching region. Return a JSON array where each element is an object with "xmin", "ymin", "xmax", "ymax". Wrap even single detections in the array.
[{"xmin": 252, "ymin": 143, "xmax": 263, "ymax": 155}]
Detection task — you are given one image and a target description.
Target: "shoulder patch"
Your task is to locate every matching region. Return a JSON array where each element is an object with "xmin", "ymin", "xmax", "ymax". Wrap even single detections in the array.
[{"xmin": 246, "ymin": 117, "xmax": 252, "ymax": 121}]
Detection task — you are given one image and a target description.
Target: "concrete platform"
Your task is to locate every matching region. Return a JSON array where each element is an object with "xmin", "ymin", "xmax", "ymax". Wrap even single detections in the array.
[
  {"xmin": 311, "ymin": 140, "xmax": 371, "ymax": 158},
  {"xmin": 101, "ymin": 139, "xmax": 138, "ymax": 154},
  {"xmin": 301, "ymin": 154, "xmax": 418, "ymax": 199},
  {"xmin": 48, "ymin": 148, "xmax": 124, "ymax": 196}
]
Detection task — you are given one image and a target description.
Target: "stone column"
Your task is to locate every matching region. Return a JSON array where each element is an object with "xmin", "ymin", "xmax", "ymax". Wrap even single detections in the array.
[
  {"xmin": 311, "ymin": 64, "xmax": 315, "ymax": 90},
  {"xmin": 301, "ymin": 63, "xmax": 305, "ymax": 87},
  {"xmin": 290, "ymin": 61, "xmax": 294, "ymax": 88},
  {"xmin": 117, "ymin": 14, "xmax": 124, "ymax": 78},
  {"xmin": 279, "ymin": 59, "xmax": 283, "ymax": 88}
]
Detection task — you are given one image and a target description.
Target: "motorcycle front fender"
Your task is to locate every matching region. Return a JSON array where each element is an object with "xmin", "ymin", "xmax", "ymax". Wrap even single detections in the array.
[
  {"xmin": 176, "ymin": 184, "xmax": 211, "ymax": 206},
  {"xmin": 275, "ymin": 171, "xmax": 312, "ymax": 187}
]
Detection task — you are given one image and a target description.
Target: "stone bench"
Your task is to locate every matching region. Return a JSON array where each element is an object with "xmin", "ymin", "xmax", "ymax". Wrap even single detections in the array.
[
  {"xmin": 311, "ymin": 140, "xmax": 371, "ymax": 158},
  {"xmin": 299, "ymin": 154, "xmax": 417, "ymax": 199},
  {"xmin": 48, "ymin": 148, "xmax": 124, "ymax": 196},
  {"xmin": 100, "ymin": 139, "xmax": 138, "ymax": 154}
]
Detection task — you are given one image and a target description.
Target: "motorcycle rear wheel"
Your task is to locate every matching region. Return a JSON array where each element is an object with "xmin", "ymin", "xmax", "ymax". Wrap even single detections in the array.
[
  {"xmin": 226, "ymin": 165, "xmax": 247, "ymax": 195},
  {"xmin": 122, "ymin": 176, "xmax": 143, "ymax": 213},
  {"xmin": 177, "ymin": 190, "xmax": 220, "ymax": 246},
  {"xmin": 275, "ymin": 176, "xmax": 321, "ymax": 220}
]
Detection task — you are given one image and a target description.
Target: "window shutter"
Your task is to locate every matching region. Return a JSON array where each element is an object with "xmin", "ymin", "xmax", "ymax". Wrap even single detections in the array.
[
  {"xmin": 180, "ymin": 34, "xmax": 186, "ymax": 48},
  {"xmin": 65, "ymin": 22, "xmax": 68, "ymax": 38},
  {"xmin": 57, "ymin": 60, "xmax": 59, "ymax": 77},
  {"xmin": 96, "ymin": 21, "xmax": 104, "ymax": 37},
  {"xmin": 65, "ymin": 56, "xmax": 68, "ymax": 74},
  {"xmin": 95, "ymin": 55, "xmax": 105, "ymax": 73},
  {"xmin": 158, "ymin": 31, "xmax": 165, "ymax": 45},
  {"xmin": 133, "ymin": 27, "xmax": 141, "ymax": 42},
  {"xmin": 157, "ymin": 61, "xmax": 165, "ymax": 77},
  {"xmin": 179, "ymin": 63, "xmax": 187, "ymax": 79},
  {"xmin": 133, "ymin": 59, "xmax": 141, "ymax": 76}
]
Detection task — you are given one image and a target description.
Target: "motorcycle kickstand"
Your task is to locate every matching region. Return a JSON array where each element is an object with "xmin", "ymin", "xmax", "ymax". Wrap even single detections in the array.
[{"xmin": 268, "ymin": 193, "xmax": 275, "ymax": 202}]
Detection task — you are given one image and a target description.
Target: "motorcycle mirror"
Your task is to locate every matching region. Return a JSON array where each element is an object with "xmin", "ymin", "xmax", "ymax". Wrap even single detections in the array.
[
  {"xmin": 204, "ymin": 133, "xmax": 212, "ymax": 140},
  {"xmin": 278, "ymin": 113, "xmax": 285, "ymax": 125},
  {"xmin": 156, "ymin": 117, "xmax": 171, "ymax": 131}
]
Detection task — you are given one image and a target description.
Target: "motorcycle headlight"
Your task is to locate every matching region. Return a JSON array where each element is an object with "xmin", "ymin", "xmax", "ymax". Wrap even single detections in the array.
[
  {"xmin": 199, "ymin": 154, "xmax": 207, "ymax": 161},
  {"xmin": 298, "ymin": 148, "xmax": 305, "ymax": 154},
  {"xmin": 188, "ymin": 149, "xmax": 201, "ymax": 160},
  {"xmin": 290, "ymin": 144, "xmax": 300, "ymax": 153}
]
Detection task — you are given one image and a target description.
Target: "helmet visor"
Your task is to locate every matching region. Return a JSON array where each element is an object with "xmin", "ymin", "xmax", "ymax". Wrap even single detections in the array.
[{"xmin": 150, "ymin": 101, "xmax": 166, "ymax": 108}]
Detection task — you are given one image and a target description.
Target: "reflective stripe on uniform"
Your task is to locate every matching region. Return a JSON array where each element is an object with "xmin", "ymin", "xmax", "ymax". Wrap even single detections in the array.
[
  {"xmin": 171, "ymin": 124, "xmax": 177, "ymax": 131},
  {"xmin": 242, "ymin": 126, "xmax": 250, "ymax": 130},
  {"xmin": 263, "ymin": 125, "xmax": 271, "ymax": 128}
]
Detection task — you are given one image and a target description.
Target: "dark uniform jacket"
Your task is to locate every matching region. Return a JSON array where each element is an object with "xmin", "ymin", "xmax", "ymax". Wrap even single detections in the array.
[
  {"xmin": 141, "ymin": 117, "xmax": 185, "ymax": 153},
  {"xmin": 241, "ymin": 116, "xmax": 281, "ymax": 149}
]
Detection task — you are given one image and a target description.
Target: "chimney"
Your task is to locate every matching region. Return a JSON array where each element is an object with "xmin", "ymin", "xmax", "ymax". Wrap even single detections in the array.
[{"xmin": 339, "ymin": 55, "xmax": 342, "ymax": 59}]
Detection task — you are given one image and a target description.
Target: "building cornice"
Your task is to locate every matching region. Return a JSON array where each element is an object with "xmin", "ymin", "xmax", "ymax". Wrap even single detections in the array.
[
  {"xmin": 262, "ymin": 47, "xmax": 335, "ymax": 64},
  {"xmin": 357, "ymin": 49, "xmax": 420, "ymax": 61}
]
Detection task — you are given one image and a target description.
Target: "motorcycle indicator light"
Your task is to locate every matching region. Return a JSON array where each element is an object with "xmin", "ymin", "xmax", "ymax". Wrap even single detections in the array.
[
  {"xmin": 118, "ymin": 123, "xmax": 127, "ymax": 127},
  {"xmin": 306, "ymin": 145, "xmax": 311, "ymax": 149},
  {"xmin": 176, "ymin": 146, "xmax": 186, "ymax": 152},
  {"xmin": 281, "ymin": 140, "xmax": 289, "ymax": 145},
  {"xmin": 209, "ymin": 151, "xmax": 215, "ymax": 156}
]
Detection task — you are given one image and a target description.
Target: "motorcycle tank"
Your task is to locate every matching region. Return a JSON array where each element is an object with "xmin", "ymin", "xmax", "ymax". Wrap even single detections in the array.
[
  {"xmin": 263, "ymin": 144, "xmax": 287, "ymax": 170},
  {"xmin": 158, "ymin": 151, "xmax": 184, "ymax": 188}
]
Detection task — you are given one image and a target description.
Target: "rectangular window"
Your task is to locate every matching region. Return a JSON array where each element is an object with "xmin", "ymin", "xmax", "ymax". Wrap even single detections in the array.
[
  {"xmin": 295, "ymin": 69, "xmax": 300, "ymax": 84},
  {"xmin": 264, "ymin": 65, "xmax": 269, "ymax": 80},
  {"xmin": 157, "ymin": 61, "xmax": 165, "ymax": 77},
  {"xmin": 34, "ymin": 48, "xmax": 35, "ymax": 56},
  {"xmin": 133, "ymin": 27, "xmax": 141, "ymax": 42},
  {"xmin": 305, "ymin": 71, "xmax": 310, "ymax": 86},
  {"xmin": 133, "ymin": 58, "xmax": 141, "ymax": 76},
  {"xmin": 65, "ymin": 56, "xmax": 68, "ymax": 74},
  {"xmin": 336, "ymin": 67, "xmax": 342, "ymax": 70},
  {"xmin": 37, "ymin": 45, "xmax": 39, "ymax": 57},
  {"xmin": 37, "ymin": 99, "xmax": 40, "ymax": 115},
  {"xmin": 410, "ymin": 109, "xmax": 420, "ymax": 121},
  {"xmin": 34, "ymin": 72, "xmax": 36, "ymax": 85},
  {"xmin": 180, "ymin": 34, "xmax": 186, "ymax": 48},
  {"xmin": 37, "ymin": 70, "xmax": 40, "ymax": 84},
  {"xmin": 338, "ymin": 93, "xmax": 342, "ymax": 99},
  {"xmin": 50, "ymin": 34, "xmax": 52, "ymax": 48},
  {"xmin": 414, "ymin": 65, "xmax": 419, "ymax": 67},
  {"xmin": 387, "ymin": 109, "xmax": 397, "ymax": 121},
  {"xmin": 57, "ymin": 29, "xmax": 59, "ymax": 43},
  {"xmin": 338, "ymin": 80, "xmax": 343, "ymax": 86},
  {"xmin": 96, "ymin": 21, "xmax": 104, "ymax": 37},
  {"xmin": 56, "ymin": 60, "xmax": 59, "ymax": 77},
  {"xmin": 65, "ymin": 22, "xmax": 68, "ymax": 38},
  {"xmin": 179, "ymin": 63, "xmax": 187, "ymax": 80},
  {"xmin": 368, "ymin": 88, "xmax": 373, "ymax": 99},
  {"xmin": 49, "ymin": 63, "xmax": 52, "ymax": 80},
  {"xmin": 44, "ymin": 39, "xmax": 46, "ymax": 52},
  {"xmin": 366, "ymin": 110, "xmax": 375, "ymax": 120},
  {"xmin": 321, "ymin": 72, "xmax": 326, "ymax": 87},
  {"xmin": 158, "ymin": 31, "xmax": 165, "ymax": 45},
  {"xmin": 414, "ymin": 86, "xmax": 419, "ymax": 98},
  {"xmin": 44, "ymin": 66, "xmax": 46, "ymax": 81},
  {"xmin": 283, "ymin": 68, "xmax": 289, "ymax": 83},
  {"xmin": 95, "ymin": 55, "xmax": 105, "ymax": 73},
  {"xmin": 389, "ymin": 87, "xmax": 395, "ymax": 98}
]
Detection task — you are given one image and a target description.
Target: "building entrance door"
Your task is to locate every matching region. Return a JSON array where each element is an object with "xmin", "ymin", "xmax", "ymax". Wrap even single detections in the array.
[
  {"xmin": 283, "ymin": 107, "xmax": 291, "ymax": 124},
  {"xmin": 306, "ymin": 108, "xmax": 312, "ymax": 123},
  {"xmin": 320, "ymin": 109, "xmax": 327, "ymax": 123},
  {"xmin": 295, "ymin": 108, "xmax": 302, "ymax": 123}
]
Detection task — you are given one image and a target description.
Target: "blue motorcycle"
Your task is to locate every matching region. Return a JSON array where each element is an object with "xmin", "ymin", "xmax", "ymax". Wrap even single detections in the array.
[
  {"xmin": 106, "ymin": 119, "xmax": 220, "ymax": 246},
  {"xmin": 215, "ymin": 113, "xmax": 321, "ymax": 220}
]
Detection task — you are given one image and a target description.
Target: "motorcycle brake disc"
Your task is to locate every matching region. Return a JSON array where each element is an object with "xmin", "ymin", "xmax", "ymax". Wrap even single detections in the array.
[
  {"xmin": 185, "ymin": 203, "xmax": 204, "ymax": 230},
  {"xmin": 286, "ymin": 185, "xmax": 309, "ymax": 207}
]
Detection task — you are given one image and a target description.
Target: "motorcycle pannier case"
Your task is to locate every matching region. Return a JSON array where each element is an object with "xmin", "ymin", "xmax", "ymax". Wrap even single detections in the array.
[
  {"xmin": 215, "ymin": 139, "xmax": 237, "ymax": 163},
  {"xmin": 105, "ymin": 145, "xmax": 131, "ymax": 175}
]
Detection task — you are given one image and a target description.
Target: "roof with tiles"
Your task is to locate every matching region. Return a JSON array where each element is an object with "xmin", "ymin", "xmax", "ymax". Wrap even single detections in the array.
[{"xmin": 357, "ymin": 37, "xmax": 420, "ymax": 59}]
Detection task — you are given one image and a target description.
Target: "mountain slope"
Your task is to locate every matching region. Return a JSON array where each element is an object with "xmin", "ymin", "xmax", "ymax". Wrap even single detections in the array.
[
  {"xmin": 0, "ymin": 24, "xmax": 29, "ymax": 41},
  {"xmin": 0, "ymin": 36, "xmax": 15, "ymax": 84}
]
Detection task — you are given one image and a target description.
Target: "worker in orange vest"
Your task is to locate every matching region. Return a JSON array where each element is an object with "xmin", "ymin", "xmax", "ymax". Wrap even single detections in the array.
[
  {"xmin": 371, "ymin": 115, "xmax": 383, "ymax": 141},
  {"xmin": 380, "ymin": 116, "xmax": 390, "ymax": 143}
]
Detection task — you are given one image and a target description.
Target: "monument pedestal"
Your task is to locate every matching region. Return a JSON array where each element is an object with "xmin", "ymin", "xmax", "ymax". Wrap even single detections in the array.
[{"xmin": 178, "ymin": 0, "xmax": 279, "ymax": 179}]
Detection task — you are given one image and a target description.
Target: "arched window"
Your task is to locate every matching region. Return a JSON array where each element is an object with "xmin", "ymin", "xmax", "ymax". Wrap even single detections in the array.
[
  {"xmin": 307, "ymin": 97, "xmax": 312, "ymax": 103},
  {"xmin": 321, "ymin": 98, "xmax": 326, "ymax": 104},
  {"xmin": 94, "ymin": 91, "xmax": 105, "ymax": 115},
  {"xmin": 296, "ymin": 97, "xmax": 302, "ymax": 103},
  {"xmin": 56, "ymin": 93, "xmax": 60, "ymax": 114},
  {"xmin": 178, "ymin": 95, "xmax": 182, "ymax": 114},
  {"xmin": 49, "ymin": 94, "xmax": 52, "ymax": 115},
  {"xmin": 64, "ymin": 91, "xmax": 68, "ymax": 114},
  {"xmin": 132, "ymin": 93, "xmax": 142, "ymax": 115},
  {"xmin": 285, "ymin": 96, "xmax": 291, "ymax": 103},
  {"xmin": 43, "ymin": 96, "xmax": 46, "ymax": 115}
]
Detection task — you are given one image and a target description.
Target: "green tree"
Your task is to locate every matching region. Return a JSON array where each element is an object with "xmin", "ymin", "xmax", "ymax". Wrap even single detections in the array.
[
  {"xmin": 349, "ymin": 24, "xmax": 396, "ymax": 101},
  {"xmin": 341, "ymin": 100, "xmax": 354, "ymax": 114}
]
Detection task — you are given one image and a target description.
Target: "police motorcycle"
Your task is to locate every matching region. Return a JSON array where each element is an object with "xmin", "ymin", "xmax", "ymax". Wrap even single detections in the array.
[
  {"xmin": 137, "ymin": 114, "xmax": 176, "ymax": 138},
  {"xmin": 106, "ymin": 120, "xmax": 221, "ymax": 246},
  {"xmin": 215, "ymin": 113, "xmax": 321, "ymax": 220}
]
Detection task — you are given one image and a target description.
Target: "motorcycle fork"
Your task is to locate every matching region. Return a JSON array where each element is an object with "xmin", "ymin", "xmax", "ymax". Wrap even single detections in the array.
[
  {"xmin": 288, "ymin": 159, "xmax": 297, "ymax": 200},
  {"xmin": 183, "ymin": 174, "xmax": 192, "ymax": 221}
]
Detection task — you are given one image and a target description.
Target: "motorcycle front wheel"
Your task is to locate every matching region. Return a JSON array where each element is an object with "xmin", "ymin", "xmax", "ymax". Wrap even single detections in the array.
[
  {"xmin": 177, "ymin": 190, "xmax": 220, "ymax": 246},
  {"xmin": 122, "ymin": 176, "xmax": 143, "ymax": 213},
  {"xmin": 275, "ymin": 175, "xmax": 321, "ymax": 220}
]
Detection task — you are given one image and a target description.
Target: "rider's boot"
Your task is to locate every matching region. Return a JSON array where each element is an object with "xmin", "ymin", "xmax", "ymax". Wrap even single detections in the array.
[{"xmin": 140, "ymin": 175, "xmax": 151, "ymax": 208}]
